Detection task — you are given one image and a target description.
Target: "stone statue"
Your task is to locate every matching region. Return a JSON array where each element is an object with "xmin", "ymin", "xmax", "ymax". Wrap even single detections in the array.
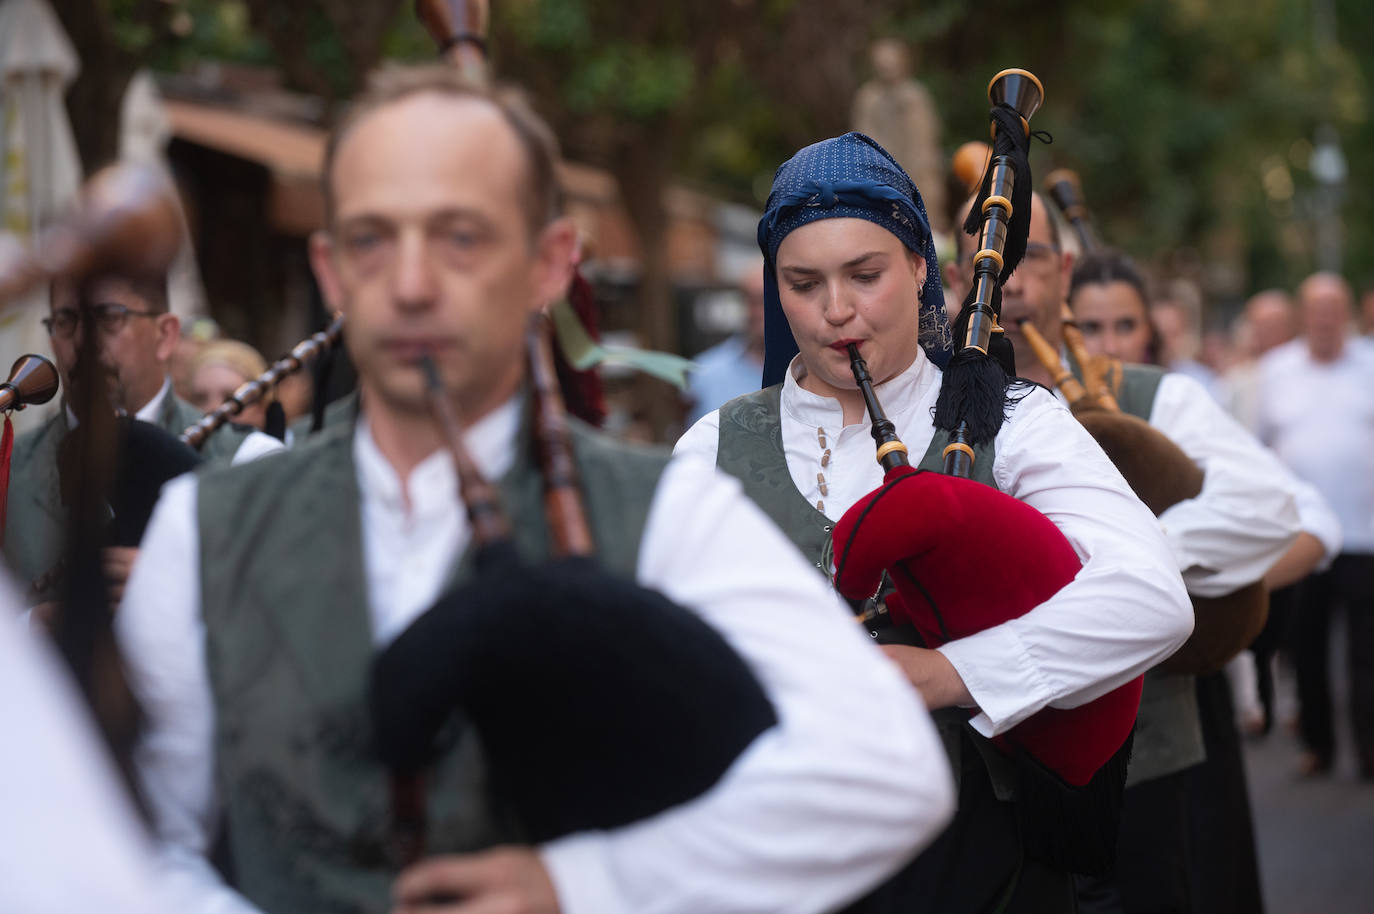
[{"xmin": 853, "ymin": 39, "xmax": 947, "ymax": 232}]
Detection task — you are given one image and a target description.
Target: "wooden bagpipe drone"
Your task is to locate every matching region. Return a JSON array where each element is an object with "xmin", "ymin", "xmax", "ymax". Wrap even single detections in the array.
[{"xmin": 827, "ymin": 70, "xmax": 1142, "ymax": 872}]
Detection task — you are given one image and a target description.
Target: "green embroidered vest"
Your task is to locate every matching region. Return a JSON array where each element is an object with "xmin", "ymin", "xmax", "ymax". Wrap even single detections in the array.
[
  {"xmin": 715, "ymin": 385, "xmax": 996, "ymax": 578},
  {"xmin": 1089, "ymin": 363, "xmax": 1205, "ymax": 786},
  {"xmin": 715, "ymin": 384, "xmax": 1013, "ymax": 797},
  {"xmin": 197, "ymin": 414, "xmax": 669, "ymax": 913}
]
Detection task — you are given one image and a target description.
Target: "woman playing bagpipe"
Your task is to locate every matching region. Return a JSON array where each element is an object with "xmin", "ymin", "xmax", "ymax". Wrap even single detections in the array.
[
  {"xmin": 958, "ymin": 171, "xmax": 1307, "ymax": 912},
  {"xmin": 1060, "ymin": 245, "xmax": 1335, "ymax": 914},
  {"xmin": 675, "ymin": 74, "xmax": 1192, "ymax": 913},
  {"xmin": 111, "ymin": 58, "xmax": 959, "ymax": 914}
]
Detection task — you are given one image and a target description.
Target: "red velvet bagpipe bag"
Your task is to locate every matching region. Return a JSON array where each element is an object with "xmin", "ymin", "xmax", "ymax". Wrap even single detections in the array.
[
  {"xmin": 830, "ymin": 464, "xmax": 1142, "ymax": 788},
  {"xmin": 830, "ymin": 464, "xmax": 1142, "ymax": 874}
]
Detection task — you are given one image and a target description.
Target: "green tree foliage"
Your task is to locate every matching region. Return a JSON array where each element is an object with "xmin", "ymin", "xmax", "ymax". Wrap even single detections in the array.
[
  {"xmin": 882, "ymin": 0, "xmax": 1369, "ymax": 305},
  {"xmin": 60, "ymin": 0, "xmax": 1374, "ymax": 309}
]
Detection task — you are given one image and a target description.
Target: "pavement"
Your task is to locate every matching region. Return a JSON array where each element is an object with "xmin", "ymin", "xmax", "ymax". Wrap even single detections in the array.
[{"xmin": 1243, "ymin": 621, "xmax": 1374, "ymax": 914}]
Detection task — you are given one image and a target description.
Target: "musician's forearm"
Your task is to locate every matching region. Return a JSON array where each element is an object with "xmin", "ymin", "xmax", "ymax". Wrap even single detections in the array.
[
  {"xmin": 1263, "ymin": 531, "xmax": 1326, "ymax": 591},
  {"xmin": 880, "ymin": 645, "xmax": 974, "ymax": 709}
]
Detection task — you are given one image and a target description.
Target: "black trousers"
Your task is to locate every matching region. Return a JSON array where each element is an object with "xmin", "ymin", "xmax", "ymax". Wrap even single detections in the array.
[
  {"xmin": 841, "ymin": 728, "xmax": 1076, "ymax": 914},
  {"xmin": 1293, "ymin": 553, "xmax": 1374, "ymax": 768},
  {"xmin": 1250, "ymin": 582, "xmax": 1302, "ymax": 733},
  {"xmin": 1185, "ymin": 671, "xmax": 1264, "ymax": 914},
  {"xmin": 1074, "ymin": 768, "xmax": 1193, "ymax": 914}
]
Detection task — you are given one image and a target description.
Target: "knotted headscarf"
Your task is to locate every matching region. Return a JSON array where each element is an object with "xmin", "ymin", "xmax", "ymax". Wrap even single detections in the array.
[{"xmin": 757, "ymin": 132, "xmax": 952, "ymax": 387}]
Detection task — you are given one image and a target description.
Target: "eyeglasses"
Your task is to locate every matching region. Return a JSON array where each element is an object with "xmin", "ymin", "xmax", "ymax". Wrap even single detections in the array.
[
  {"xmin": 42, "ymin": 303, "xmax": 162, "ymax": 339},
  {"xmin": 956, "ymin": 241, "xmax": 1061, "ymax": 273}
]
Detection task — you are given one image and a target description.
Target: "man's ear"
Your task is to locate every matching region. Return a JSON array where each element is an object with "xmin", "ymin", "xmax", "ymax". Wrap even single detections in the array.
[
  {"xmin": 154, "ymin": 312, "xmax": 181, "ymax": 362},
  {"xmin": 309, "ymin": 230, "xmax": 346, "ymax": 314},
  {"xmin": 531, "ymin": 218, "xmax": 578, "ymax": 314},
  {"xmin": 1058, "ymin": 248, "xmax": 1076, "ymax": 294}
]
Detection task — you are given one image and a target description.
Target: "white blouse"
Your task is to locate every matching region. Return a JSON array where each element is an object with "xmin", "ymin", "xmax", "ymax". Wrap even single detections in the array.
[{"xmin": 677, "ymin": 350, "xmax": 1196, "ymax": 737}]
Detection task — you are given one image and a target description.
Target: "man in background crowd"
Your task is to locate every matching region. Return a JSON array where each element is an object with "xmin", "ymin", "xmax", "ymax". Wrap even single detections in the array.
[
  {"xmin": 685, "ymin": 260, "xmax": 767, "ymax": 424},
  {"xmin": 1256, "ymin": 271, "xmax": 1374, "ymax": 780}
]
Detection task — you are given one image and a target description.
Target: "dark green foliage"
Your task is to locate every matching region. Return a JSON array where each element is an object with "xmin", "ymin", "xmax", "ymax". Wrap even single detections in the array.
[{"xmin": 87, "ymin": 0, "xmax": 1374, "ymax": 302}]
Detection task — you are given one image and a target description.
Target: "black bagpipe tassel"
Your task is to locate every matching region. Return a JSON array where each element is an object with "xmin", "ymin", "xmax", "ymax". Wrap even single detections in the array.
[{"xmin": 933, "ymin": 103, "xmax": 1036, "ymax": 449}]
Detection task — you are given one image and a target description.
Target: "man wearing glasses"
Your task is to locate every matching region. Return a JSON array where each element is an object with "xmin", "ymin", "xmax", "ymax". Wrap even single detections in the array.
[
  {"xmin": 4, "ymin": 271, "xmax": 248, "ymax": 602},
  {"xmin": 951, "ymin": 195, "xmax": 1305, "ymax": 913}
]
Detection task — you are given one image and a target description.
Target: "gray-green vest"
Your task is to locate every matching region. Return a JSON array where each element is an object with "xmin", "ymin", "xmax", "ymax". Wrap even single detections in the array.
[
  {"xmin": 288, "ymin": 392, "xmax": 360, "ymax": 445},
  {"xmin": 1091, "ymin": 362, "xmax": 1206, "ymax": 786},
  {"xmin": 196, "ymin": 412, "xmax": 669, "ymax": 914},
  {"xmin": 715, "ymin": 384, "xmax": 1015, "ymax": 797},
  {"xmin": 2, "ymin": 389, "xmax": 245, "ymax": 600}
]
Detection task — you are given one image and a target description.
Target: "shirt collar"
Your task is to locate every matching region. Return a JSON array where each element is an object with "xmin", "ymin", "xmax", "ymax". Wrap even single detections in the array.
[
  {"xmin": 64, "ymin": 375, "xmax": 172, "ymax": 428},
  {"xmin": 133, "ymin": 377, "xmax": 172, "ymax": 423},
  {"xmin": 353, "ymin": 395, "xmax": 522, "ymax": 519},
  {"xmin": 780, "ymin": 348, "xmax": 938, "ymax": 430}
]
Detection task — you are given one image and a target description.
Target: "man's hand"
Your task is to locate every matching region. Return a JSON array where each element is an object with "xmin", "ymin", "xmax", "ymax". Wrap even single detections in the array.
[
  {"xmin": 102, "ymin": 547, "xmax": 139, "ymax": 608},
  {"xmin": 392, "ymin": 846, "xmax": 560, "ymax": 914},
  {"xmin": 880, "ymin": 645, "xmax": 974, "ymax": 710},
  {"xmin": 28, "ymin": 602, "xmax": 59, "ymax": 631}
]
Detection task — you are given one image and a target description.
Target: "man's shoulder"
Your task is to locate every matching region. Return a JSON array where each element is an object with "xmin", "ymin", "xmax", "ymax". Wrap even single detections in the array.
[
  {"xmin": 165, "ymin": 394, "xmax": 203, "ymax": 432},
  {"xmin": 167, "ymin": 394, "xmax": 252, "ymax": 459},
  {"xmin": 994, "ymin": 381, "xmax": 1074, "ymax": 444},
  {"xmin": 1257, "ymin": 339, "xmax": 1305, "ymax": 375},
  {"xmin": 12, "ymin": 411, "xmax": 65, "ymax": 460},
  {"xmin": 198, "ymin": 421, "xmax": 351, "ymax": 501},
  {"xmin": 569, "ymin": 418, "xmax": 671, "ymax": 478},
  {"xmin": 1121, "ymin": 362, "xmax": 1167, "ymax": 384},
  {"xmin": 1349, "ymin": 336, "xmax": 1374, "ymax": 365},
  {"xmin": 692, "ymin": 336, "xmax": 746, "ymax": 369},
  {"xmin": 288, "ymin": 393, "xmax": 360, "ymax": 442}
]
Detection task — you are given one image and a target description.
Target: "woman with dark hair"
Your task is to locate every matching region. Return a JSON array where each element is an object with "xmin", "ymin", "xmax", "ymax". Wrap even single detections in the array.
[
  {"xmin": 1068, "ymin": 249, "xmax": 1162, "ymax": 365},
  {"xmin": 1066, "ymin": 248, "xmax": 1335, "ymax": 914}
]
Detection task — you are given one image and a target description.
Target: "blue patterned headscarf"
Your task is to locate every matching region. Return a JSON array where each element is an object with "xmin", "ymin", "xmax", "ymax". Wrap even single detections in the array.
[{"xmin": 756, "ymin": 132, "xmax": 952, "ymax": 387}]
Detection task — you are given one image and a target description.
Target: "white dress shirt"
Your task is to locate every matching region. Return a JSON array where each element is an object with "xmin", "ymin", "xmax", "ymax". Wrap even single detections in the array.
[
  {"xmin": 1255, "ymin": 337, "xmax": 1374, "ymax": 553},
  {"xmin": 676, "ymin": 351, "xmax": 1194, "ymax": 737},
  {"xmin": 0, "ymin": 573, "xmax": 174, "ymax": 914},
  {"xmin": 116, "ymin": 398, "xmax": 955, "ymax": 914},
  {"xmin": 1128, "ymin": 371, "xmax": 1302, "ymax": 596},
  {"xmin": 65, "ymin": 376, "xmax": 171, "ymax": 428}
]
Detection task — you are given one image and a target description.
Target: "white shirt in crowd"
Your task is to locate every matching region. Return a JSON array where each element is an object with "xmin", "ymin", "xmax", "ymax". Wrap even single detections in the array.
[
  {"xmin": 116, "ymin": 397, "xmax": 956, "ymax": 914},
  {"xmin": 1255, "ymin": 337, "xmax": 1374, "ymax": 554},
  {"xmin": 676, "ymin": 351, "xmax": 1195, "ymax": 738},
  {"xmin": 1096, "ymin": 370, "xmax": 1305, "ymax": 594},
  {"xmin": 0, "ymin": 572, "xmax": 174, "ymax": 914}
]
